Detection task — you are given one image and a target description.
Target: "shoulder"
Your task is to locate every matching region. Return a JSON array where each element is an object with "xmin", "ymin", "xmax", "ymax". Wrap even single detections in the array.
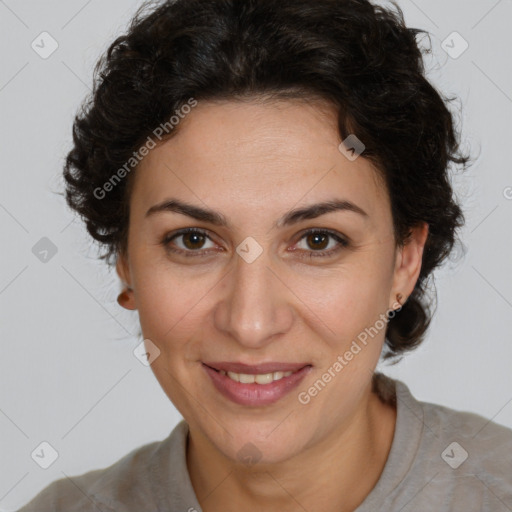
[
  {"xmin": 393, "ymin": 378, "xmax": 512, "ymax": 510},
  {"xmin": 16, "ymin": 421, "xmax": 188, "ymax": 512},
  {"xmin": 419, "ymin": 393, "xmax": 512, "ymax": 464},
  {"xmin": 420, "ymin": 395, "xmax": 512, "ymax": 480}
]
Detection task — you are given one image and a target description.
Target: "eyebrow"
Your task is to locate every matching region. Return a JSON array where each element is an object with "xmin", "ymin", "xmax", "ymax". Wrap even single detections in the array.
[{"xmin": 145, "ymin": 198, "xmax": 369, "ymax": 228}]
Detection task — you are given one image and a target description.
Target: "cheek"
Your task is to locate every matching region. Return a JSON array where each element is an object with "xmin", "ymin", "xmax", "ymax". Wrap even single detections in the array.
[
  {"xmin": 300, "ymin": 260, "xmax": 392, "ymax": 342},
  {"xmin": 130, "ymin": 263, "xmax": 209, "ymax": 411},
  {"xmin": 131, "ymin": 258, "xmax": 220, "ymax": 351}
]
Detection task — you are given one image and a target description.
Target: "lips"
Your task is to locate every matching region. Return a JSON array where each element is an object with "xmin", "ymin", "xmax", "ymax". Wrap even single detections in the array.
[{"xmin": 202, "ymin": 361, "xmax": 313, "ymax": 406}]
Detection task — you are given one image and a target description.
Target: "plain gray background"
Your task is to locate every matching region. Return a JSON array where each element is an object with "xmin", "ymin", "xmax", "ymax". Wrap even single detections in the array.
[{"xmin": 1, "ymin": 0, "xmax": 511, "ymax": 510}]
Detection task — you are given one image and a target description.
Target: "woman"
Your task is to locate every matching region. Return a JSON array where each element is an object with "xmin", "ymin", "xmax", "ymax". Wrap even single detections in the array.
[{"xmin": 18, "ymin": 0, "xmax": 512, "ymax": 510}]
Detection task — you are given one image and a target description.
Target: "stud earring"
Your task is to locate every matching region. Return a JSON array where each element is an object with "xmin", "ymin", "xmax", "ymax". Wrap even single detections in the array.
[{"xmin": 117, "ymin": 287, "xmax": 133, "ymax": 307}]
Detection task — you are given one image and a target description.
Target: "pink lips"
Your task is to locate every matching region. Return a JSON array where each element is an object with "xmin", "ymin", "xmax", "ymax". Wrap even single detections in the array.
[{"xmin": 202, "ymin": 362, "xmax": 312, "ymax": 406}]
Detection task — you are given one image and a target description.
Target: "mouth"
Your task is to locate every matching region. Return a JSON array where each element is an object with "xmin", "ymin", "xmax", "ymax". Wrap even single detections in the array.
[
  {"xmin": 204, "ymin": 361, "xmax": 309, "ymax": 383},
  {"xmin": 202, "ymin": 361, "xmax": 312, "ymax": 406}
]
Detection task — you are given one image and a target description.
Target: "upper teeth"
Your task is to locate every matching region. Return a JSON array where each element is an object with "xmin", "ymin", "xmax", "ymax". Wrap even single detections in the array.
[{"xmin": 220, "ymin": 370, "xmax": 294, "ymax": 384}]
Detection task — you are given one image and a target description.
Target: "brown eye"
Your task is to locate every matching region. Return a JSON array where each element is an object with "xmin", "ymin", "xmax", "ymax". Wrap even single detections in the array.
[
  {"xmin": 162, "ymin": 228, "xmax": 348, "ymax": 260},
  {"xmin": 181, "ymin": 232, "xmax": 207, "ymax": 250},
  {"xmin": 162, "ymin": 228, "xmax": 217, "ymax": 256},
  {"xmin": 305, "ymin": 232, "xmax": 330, "ymax": 251},
  {"xmin": 294, "ymin": 229, "xmax": 349, "ymax": 259}
]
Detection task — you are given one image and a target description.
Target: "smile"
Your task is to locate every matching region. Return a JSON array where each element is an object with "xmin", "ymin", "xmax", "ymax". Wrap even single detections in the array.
[
  {"xmin": 220, "ymin": 370, "xmax": 295, "ymax": 384},
  {"xmin": 202, "ymin": 362, "xmax": 312, "ymax": 406}
]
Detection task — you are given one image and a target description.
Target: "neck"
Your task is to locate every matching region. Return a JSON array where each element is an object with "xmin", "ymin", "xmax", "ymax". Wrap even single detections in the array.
[{"xmin": 187, "ymin": 378, "xmax": 397, "ymax": 512}]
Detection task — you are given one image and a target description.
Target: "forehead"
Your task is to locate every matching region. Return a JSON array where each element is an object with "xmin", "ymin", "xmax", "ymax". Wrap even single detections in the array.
[{"xmin": 131, "ymin": 99, "xmax": 390, "ymax": 227}]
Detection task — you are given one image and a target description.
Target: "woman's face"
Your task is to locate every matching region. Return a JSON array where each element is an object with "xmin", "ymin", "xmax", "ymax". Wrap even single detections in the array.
[{"xmin": 117, "ymin": 98, "xmax": 427, "ymax": 464}]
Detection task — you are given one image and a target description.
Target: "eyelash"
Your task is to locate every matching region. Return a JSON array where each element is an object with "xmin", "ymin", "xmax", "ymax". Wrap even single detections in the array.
[{"xmin": 161, "ymin": 228, "xmax": 349, "ymax": 259}]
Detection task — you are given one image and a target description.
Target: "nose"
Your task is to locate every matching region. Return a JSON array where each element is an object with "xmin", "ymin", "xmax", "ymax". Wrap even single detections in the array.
[{"xmin": 214, "ymin": 247, "xmax": 294, "ymax": 349}]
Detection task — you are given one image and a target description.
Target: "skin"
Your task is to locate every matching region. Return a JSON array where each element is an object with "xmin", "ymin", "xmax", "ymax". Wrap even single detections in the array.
[{"xmin": 116, "ymin": 97, "xmax": 429, "ymax": 512}]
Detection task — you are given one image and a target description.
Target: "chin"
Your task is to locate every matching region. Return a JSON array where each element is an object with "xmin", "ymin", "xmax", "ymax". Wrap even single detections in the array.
[{"xmin": 208, "ymin": 417, "xmax": 311, "ymax": 466}]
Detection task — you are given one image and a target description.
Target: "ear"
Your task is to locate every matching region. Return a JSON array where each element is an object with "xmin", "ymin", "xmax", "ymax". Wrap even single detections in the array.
[
  {"xmin": 115, "ymin": 252, "xmax": 137, "ymax": 311},
  {"xmin": 389, "ymin": 222, "xmax": 429, "ymax": 309},
  {"xmin": 115, "ymin": 251, "xmax": 131, "ymax": 286}
]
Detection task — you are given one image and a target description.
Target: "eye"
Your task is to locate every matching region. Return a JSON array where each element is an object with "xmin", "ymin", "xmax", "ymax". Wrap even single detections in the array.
[
  {"xmin": 162, "ymin": 228, "xmax": 218, "ymax": 257},
  {"xmin": 292, "ymin": 229, "xmax": 349, "ymax": 258},
  {"xmin": 161, "ymin": 228, "xmax": 349, "ymax": 259}
]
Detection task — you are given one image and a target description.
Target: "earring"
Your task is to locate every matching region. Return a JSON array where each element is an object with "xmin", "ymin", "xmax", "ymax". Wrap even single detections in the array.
[
  {"xmin": 117, "ymin": 287, "xmax": 133, "ymax": 307},
  {"xmin": 396, "ymin": 293, "xmax": 403, "ymax": 306}
]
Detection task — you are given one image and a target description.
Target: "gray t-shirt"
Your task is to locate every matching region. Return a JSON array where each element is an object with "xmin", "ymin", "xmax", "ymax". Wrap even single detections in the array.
[{"xmin": 17, "ymin": 373, "xmax": 512, "ymax": 511}]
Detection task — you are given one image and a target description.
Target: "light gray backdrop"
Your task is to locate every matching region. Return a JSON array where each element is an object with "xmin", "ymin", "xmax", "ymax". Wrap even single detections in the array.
[{"xmin": 1, "ymin": 0, "xmax": 511, "ymax": 510}]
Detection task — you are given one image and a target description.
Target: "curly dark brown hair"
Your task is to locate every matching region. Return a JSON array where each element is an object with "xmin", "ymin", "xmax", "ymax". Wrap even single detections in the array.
[{"xmin": 63, "ymin": 0, "xmax": 471, "ymax": 362}]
